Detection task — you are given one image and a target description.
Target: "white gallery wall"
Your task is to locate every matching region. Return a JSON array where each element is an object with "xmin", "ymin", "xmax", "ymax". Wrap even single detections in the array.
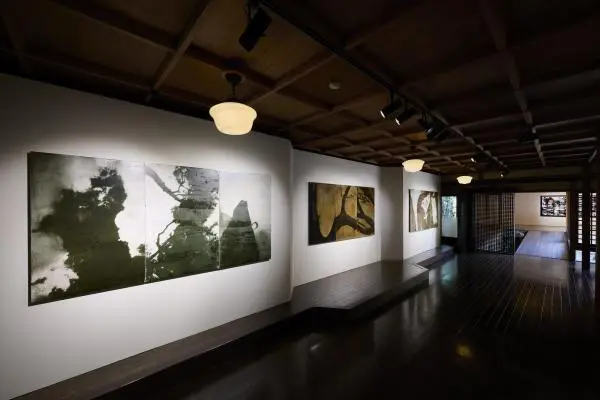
[
  {"xmin": 292, "ymin": 151, "xmax": 382, "ymax": 286},
  {"xmin": 403, "ymin": 170, "xmax": 441, "ymax": 259},
  {"xmin": 515, "ymin": 192, "xmax": 567, "ymax": 228},
  {"xmin": 0, "ymin": 75, "xmax": 292, "ymax": 399},
  {"xmin": 380, "ymin": 167, "xmax": 404, "ymax": 260},
  {"xmin": 0, "ymin": 74, "xmax": 439, "ymax": 399}
]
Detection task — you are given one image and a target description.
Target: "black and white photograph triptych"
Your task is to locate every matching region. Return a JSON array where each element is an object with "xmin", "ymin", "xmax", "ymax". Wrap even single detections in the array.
[{"xmin": 29, "ymin": 152, "xmax": 271, "ymax": 305}]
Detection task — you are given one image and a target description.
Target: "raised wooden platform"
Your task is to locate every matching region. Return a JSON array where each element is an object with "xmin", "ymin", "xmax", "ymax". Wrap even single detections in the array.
[{"xmin": 18, "ymin": 246, "xmax": 454, "ymax": 400}]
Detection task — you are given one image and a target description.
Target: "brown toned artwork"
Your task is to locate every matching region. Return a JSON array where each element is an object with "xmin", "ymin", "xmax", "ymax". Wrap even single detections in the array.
[{"xmin": 308, "ymin": 182, "xmax": 375, "ymax": 245}]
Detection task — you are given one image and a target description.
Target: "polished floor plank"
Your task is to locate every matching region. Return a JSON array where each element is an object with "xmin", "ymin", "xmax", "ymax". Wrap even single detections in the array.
[
  {"xmin": 516, "ymin": 224, "xmax": 566, "ymax": 232},
  {"xmin": 99, "ymin": 253, "xmax": 597, "ymax": 400},
  {"xmin": 516, "ymin": 230, "xmax": 568, "ymax": 260},
  {"xmin": 19, "ymin": 251, "xmax": 444, "ymax": 400}
]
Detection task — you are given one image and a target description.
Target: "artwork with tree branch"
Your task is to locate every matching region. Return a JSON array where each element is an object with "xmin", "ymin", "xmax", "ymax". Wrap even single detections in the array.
[
  {"xmin": 308, "ymin": 182, "xmax": 375, "ymax": 245},
  {"xmin": 145, "ymin": 163, "xmax": 220, "ymax": 282},
  {"xmin": 409, "ymin": 190, "xmax": 439, "ymax": 232},
  {"xmin": 28, "ymin": 152, "xmax": 271, "ymax": 305}
]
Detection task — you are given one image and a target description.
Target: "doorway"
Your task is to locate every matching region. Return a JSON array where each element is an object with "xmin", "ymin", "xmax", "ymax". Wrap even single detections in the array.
[{"xmin": 514, "ymin": 192, "xmax": 568, "ymax": 260}]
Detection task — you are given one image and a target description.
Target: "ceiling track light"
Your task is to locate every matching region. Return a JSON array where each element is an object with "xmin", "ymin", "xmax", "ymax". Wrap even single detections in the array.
[
  {"xmin": 500, "ymin": 169, "xmax": 510, "ymax": 178},
  {"xmin": 239, "ymin": 0, "xmax": 272, "ymax": 52},
  {"xmin": 418, "ymin": 113, "xmax": 447, "ymax": 141},
  {"xmin": 379, "ymin": 97, "xmax": 404, "ymax": 119},
  {"xmin": 393, "ymin": 107, "xmax": 417, "ymax": 126},
  {"xmin": 470, "ymin": 153, "xmax": 487, "ymax": 164},
  {"xmin": 209, "ymin": 72, "xmax": 257, "ymax": 135}
]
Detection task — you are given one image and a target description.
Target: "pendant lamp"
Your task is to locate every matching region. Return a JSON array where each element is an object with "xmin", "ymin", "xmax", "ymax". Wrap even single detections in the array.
[
  {"xmin": 402, "ymin": 159, "xmax": 425, "ymax": 173},
  {"xmin": 457, "ymin": 175, "xmax": 473, "ymax": 184},
  {"xmin": 210, "ymin": 72, "xmax": 257, "ymax": 135}
]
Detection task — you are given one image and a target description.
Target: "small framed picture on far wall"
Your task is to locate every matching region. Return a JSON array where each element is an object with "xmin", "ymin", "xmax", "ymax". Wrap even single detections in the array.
[{"xmin": 540, "ymin": 195, "xmax": 566, "ymax": 217}]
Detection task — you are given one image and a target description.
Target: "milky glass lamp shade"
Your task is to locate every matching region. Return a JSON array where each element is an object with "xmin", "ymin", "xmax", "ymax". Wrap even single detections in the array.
[
  {"xmin": 402, "ymin": 159, "xmax": 425, "ymax": 172},
  {"xmin": 209, "ymin": 101, "xmax": 257, "ymax": 135},
  {"xmin": 457, "ymin": 175, "xmax": 473, "ymax": 184}
]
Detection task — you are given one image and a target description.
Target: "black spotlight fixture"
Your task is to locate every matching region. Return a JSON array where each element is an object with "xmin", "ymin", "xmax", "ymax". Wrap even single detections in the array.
[
  {"xmin": 470, "ymin": 153, "xmax": 487, "ymax": 164},
  {"xmin": 393, "ymin": 107, "xmax": 417, "ymax": 126},
  {"xmin": 418, "ymin": 113, "xmax": 446, "ymax": 139},
  {"xmin": 500, "ymin": 169, "xmax": 510, "ymax": 178},
  {"xmin": 239, "ymin": 0, "xmax": 272, "ymax": 52},
  {"xmin": 379, "ymin": 98, "xmax": 404, "ymax": 119}
]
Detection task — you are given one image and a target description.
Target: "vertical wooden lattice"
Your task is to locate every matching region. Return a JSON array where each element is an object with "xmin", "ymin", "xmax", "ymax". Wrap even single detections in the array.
[
  {"xmin": 473, "ymin": 193, "xmax": 515, "ymax": 254},
  {"xmin": 577, "ymin": 192, "xmax": 597, "ymax": 248}
]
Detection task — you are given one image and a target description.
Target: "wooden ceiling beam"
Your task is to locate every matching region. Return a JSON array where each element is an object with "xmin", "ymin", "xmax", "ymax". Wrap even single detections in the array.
[
  {"xmin": 391, "ymin": 151, "xmax": 476, "ymax": 162},
  {"xmin": 454, "ymin": 111, "xmax": 600, "ymax": 133},
  {"xmin": 477, "ymin": 0, "xmax": 544, "ymax": 167},
  {"xmin": 16, "ymin": 45, "xmax": 150, "ymax": 91},
  {"xmin": 398, "ymin": 11, "xmax": 600, "ymax": 89},
  {"xmin": 247, "ymin": 0, "xmax": 421, "ymax": 105},
  {"xmin": 495, "ymin": 152, "xmax": 538, "ymax": 159},
  {"xmin": 4, "ymin": 44, "xmax": 396, "ymax": 165},
  {"xmin": 0, "ymin": 2, "xmax": 33, "ymax": 75},
  {"xmin": 454, "ymin": 112, "xmax": 525, "ymax": 131},
  {"xmin": 148, "ymin": 0, "xmax": 213, "ymax": 96},
  {"xmin": 49, "ymin": 0, "xmax": 176, "ymax": 49},
  {"xmin": 544, "ymin": 153, "xmax": 591, "ymax": 159},
  {"xmin": 536, "ymin": 115, "xmax": 600, "ymax": 130},
  {"xmin": 326, "ymin": 131, "xmax": 415, "ymax": 153},
  {"xmin": 279, "ymin": 91, "xmax": 381, "ymax": 131},
  {"xmin": 47, "ymin": 0, "xmax": 368, "ymax": 127},
  {"xmin": 437, "ymin": 62, "xmax": 600, "ymax": 109},
  {"xmin": 257, "ymin": 0, "xmax": 485, "ymax": 169},
  {"xmin": 544, "ymin": 145, "xmax": 595, "ymax": 154},
  {"xmin": 541, "ymin": 137, "xmax": 596, "ymax": 147},
  {"xmin": 328, "ymin": 134, "xmax": 448, "ymax": 161},
  {"xmin": 297, "ymin": 119, "xmax": 390, "ymax": 145}
]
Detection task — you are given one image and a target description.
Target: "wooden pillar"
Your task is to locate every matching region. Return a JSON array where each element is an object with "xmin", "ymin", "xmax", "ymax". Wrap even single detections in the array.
[
  {"xmin": 596, "ymin": 152, "xmax": 600, "ymax": 311},
  {"xmin": 582, "ymin": 166, "xmax": 591, "ymax": 270},
  {"xmin": 567, "ymin": 190, "xmax": 578, "ymax": 262},
  {"xmin": 457, "ymin": 189, "xmax": 473, "ymax": 253}
]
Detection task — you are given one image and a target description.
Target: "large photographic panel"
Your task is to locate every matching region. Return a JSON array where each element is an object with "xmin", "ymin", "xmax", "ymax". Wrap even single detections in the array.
[
  {"xmin": 28, "ymin": 152, "xmax": 271, "ymax": 305},
  {"xmin": 219, "ymin": 172, "xmax": 271, "ymax": 268},
  {"xmin": 29, "ymin": 152, "xmax": 146, "ymax": 305},
  {"xmin": 145, "ymin": 163, "xmax": 220, "ymax": 282}
]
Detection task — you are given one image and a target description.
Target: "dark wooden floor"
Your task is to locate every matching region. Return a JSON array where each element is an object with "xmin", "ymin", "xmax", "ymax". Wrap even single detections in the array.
[
  {"xmin": 20, "ymin": 249, "xmax": 451, "ymax": 400},
  {"xmin": 98, "ymin": 254, "xmax": 598, "ymax": 400},
  {"xmin": 516, "ymin": 230, "xmax": 569, "ymax": 260}
]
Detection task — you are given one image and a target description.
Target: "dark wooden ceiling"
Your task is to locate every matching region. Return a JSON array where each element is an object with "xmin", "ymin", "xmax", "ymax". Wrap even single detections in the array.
[{"xmin": 1, "ymin": 0, "xmax": 600, "ymax": 175}]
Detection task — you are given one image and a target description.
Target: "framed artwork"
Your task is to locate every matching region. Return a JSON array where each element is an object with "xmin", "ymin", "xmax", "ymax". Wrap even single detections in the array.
[
  {"xmin": 28, "ymin": 152, "xmax": 271, "ymax": 305},
  {"xmin": 308, "ymin": 182, "xmax": 375, "ymax": 245},
  {"xmin": 409, "ymin": 190, "xmax": 439, "ymax": 232},
  {"xmin": 540, "ymin": 195, "xmax": 566, "ymax": 217}
]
